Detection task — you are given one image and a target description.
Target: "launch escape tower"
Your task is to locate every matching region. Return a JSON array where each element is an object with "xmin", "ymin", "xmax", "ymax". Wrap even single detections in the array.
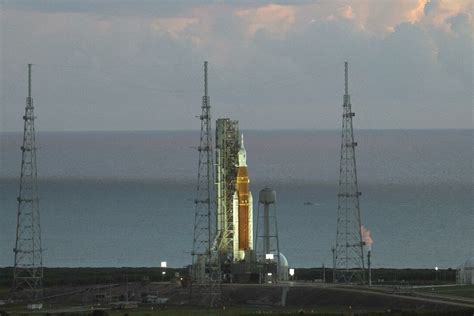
[
  {"xmin": 12, "ymin": 64, "xmax": 44, "ymax": 299},
  {"xmin": 190, "ymin": 61, "xmax": 222, "ymax": 306},
  {"xmin": 334, "ymin": 62, "xmax": 365, "ymax": 284},
  {"xmin": 215, "ymin": 119, "xmax": 240, "ymax": 259}
]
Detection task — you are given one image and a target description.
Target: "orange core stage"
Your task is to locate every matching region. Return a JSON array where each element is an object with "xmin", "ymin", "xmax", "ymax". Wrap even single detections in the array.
[{"xmin": 237, "ymin": 166, "xmax": 250, "ymax": 251}]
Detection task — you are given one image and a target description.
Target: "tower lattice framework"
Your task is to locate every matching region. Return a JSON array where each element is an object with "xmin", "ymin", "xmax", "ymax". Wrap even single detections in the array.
[
  {"xmin": 215, "ymin": 118, "xmax": 239, "ymax": 259},
  {"xmin": 12, "ymin": 64, "xmax": 44, "ymax": 299},
  {"xmin": 190, "ymin": 61, "xmax": 222, "ymax": 306},
  {"xmin": 335, "ymin": 62, "xmax": 365, "ymax": 284}
]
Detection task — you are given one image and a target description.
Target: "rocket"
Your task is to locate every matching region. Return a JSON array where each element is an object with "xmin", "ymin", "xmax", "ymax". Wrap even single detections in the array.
[{"xmin": 233, "ymin": 134, "xmax": 253, "ymax": 261}]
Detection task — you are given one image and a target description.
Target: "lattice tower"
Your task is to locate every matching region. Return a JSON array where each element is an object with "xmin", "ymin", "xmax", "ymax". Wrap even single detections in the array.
[
  {"xmin": 190, "ymin": 61, "xmax": 222, "ymax": 306},
  {"xmin": 12, "ymin": 64, "xmax": 44, "ymax": 300},
  {"xmin": 335, "ymin": 62, "xmax": 365, "ymax": 284}
]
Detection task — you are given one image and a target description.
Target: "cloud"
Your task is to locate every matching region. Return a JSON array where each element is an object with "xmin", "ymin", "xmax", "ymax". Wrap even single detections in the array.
[
  {"xmin": 0, "ymin": 1, "xmax": 472, "ymax": 131},
  {"xmin": 406, "ymin": 0, "xmax": 428, "ymax": 23},
  {"xmin": 2, "ymin": 0, "xmax": 193, "ymax": 17},
  {"xmin": 421, "ymin": 0, "xmax": 473, "ymax": 32},
  {"xmin": 447, "ymin": 12, "xmax": 473, "ymax": 36},
  {"xmin": 344, "ymin": 0, "xmax": 430, "ymax": 34},
  {"xmin": 236, "ymin": 4, "xmax": 297, "ymax": 39},
  {"xmin": 340, "ymin": 5, "xmax": 355, "ymax": 19},
  {"xmin": 151, "ymin": 17, "xmax": 199, "ymax": 40}
]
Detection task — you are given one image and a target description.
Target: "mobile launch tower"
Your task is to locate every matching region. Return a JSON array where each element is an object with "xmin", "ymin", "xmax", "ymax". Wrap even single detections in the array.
[
  {"xmin": 215, "ymin": 126, "xmax": 255, "ymax": 264},
  {"xmin": 215, "ymin": 119, "xmax": 240, "ymax": 258}
]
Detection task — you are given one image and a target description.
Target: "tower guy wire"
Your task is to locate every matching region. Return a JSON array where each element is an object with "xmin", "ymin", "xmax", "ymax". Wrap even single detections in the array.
[{"xmin": 334, "ymin": 62, "xmax": 366, "ymax": 284}]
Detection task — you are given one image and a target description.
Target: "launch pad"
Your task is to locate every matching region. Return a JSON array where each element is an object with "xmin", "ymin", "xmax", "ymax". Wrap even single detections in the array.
[{"xmin": 213, "ymin": 119, "xmax": 288, "ymax": 284}]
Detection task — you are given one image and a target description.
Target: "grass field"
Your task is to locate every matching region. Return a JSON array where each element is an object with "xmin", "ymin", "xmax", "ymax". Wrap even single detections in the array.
[
  {"xmin": 1, "ymin": 281, "xmax": 472, "ymax": 315},
  {"xmin": 103, "ymin": 306, "xmax": 334, "ymax": 316},
  {"xmin": 2, "ymin": 294, "xmax": 472, "ymax": 315},
  {"xmin": 0, "ymin": 287, "xmax": 9, "ymax": 298},
  {"xmin": 416, "ymin": 285, "xmax": 474, "ymax": 299},
  {"xmin": 0, "ymin": 305, "xmax": 447, "ymax": 316},
  {"xmin": 2, "ymin": 305, "xmax": 472, "ymax": 316},
  {"xmin": 0, "ymin": 304, "xmax": 366, "ymax": 316}
]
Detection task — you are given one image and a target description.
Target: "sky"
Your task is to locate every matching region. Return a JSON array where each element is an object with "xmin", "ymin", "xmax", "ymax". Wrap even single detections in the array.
[{"xmin": 0, "ymin": 0, "xmax": 472, "ymax": 131}]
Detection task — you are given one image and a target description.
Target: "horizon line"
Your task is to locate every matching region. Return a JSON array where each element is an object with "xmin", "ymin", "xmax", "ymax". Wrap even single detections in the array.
[{"xmin": 1, "ymin": 127, "xmax": 472, "ymax": 133}]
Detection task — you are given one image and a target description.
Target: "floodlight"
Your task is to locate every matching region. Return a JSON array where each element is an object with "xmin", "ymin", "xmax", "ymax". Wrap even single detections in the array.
[{"xmin": 265, "ymin": 254, "xmax": 274, "ymax": 260}]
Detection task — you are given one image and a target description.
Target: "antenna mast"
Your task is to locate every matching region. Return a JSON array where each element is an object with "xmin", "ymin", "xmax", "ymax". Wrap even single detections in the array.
[
  {"xmin": 334, "ymin": 62, "xmax": 365, "ymax": 284},
  {"xmin": 12, "ymin": 64, "xmax": 44, "ymax": 299}
]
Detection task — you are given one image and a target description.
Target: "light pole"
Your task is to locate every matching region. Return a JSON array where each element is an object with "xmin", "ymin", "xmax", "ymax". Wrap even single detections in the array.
[
  {"xmin": 435, "ymin": 266, "xmax": 439, "ymax": 283},
  {"xmin": 322, "ymin": 264, "xmax": 326, "ymax": 283},
  {"xmin": 161, "ymin": 261, "xmax": 167, "ymax": 282},
  {"xmin": 331, "ymin": 247, "xmax": 336, "ymax": 283},
  {"xmin": 289, "ymin": 268, "xmax": 295, "ymax": 281},
  {"xmin": 367, "ymin": 250, "xmax": 372, "ymax": 286}
]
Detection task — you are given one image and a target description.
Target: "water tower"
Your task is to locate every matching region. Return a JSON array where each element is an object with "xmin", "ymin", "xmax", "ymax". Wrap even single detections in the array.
[{"xmin": 255, "ymin": 188, "xmax": 286, "ymax": 282}]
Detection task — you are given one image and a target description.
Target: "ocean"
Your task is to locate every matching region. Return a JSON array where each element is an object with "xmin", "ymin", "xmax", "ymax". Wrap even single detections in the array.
[{"xmin": 0, "ymin": 130, "xmax": 472, "ymax": 269}]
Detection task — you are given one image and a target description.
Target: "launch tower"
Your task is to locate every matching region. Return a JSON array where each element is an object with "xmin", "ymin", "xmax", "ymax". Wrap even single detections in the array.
[
  {"xmin": 334, "ymin": 62, "xmax": 365, "ymax": 284},
  {"xmin": 190, "ymin": 61, "xmax": 221, "ymax": 306},
  {"xmin": 215, "ymin": 119, "xmax": 240, "ymax": 259},
  {"xmin": 12, "ymin": 64, "xmax": 44, "ymax": 299}
]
